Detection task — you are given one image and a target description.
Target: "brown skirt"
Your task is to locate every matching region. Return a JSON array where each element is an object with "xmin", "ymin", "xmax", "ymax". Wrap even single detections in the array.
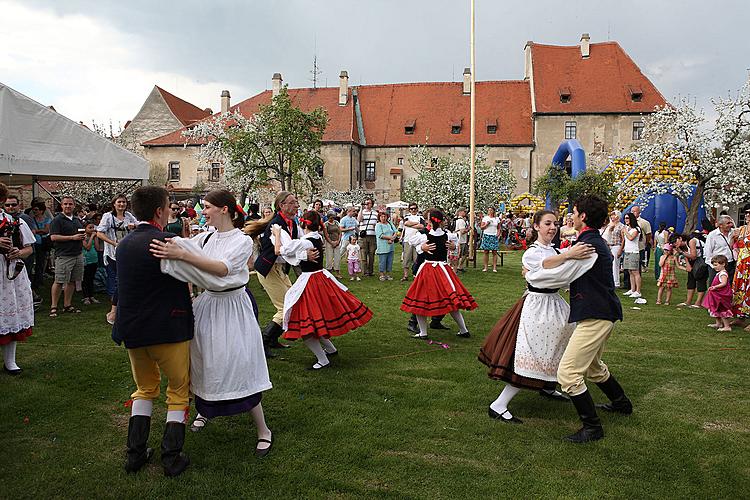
[{"xmin": 478, "ymin": 295, "xmax": 556, "ymax": 391}]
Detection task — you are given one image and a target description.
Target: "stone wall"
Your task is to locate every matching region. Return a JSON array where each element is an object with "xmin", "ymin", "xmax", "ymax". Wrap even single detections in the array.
[{"xmin": 120, "ymin": 87, "xmax": 184, "ymax": 152}]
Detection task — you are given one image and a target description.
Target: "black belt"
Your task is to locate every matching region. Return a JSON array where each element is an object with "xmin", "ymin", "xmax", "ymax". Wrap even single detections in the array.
[
  {"xmin": 527, "ymin": 283, "xmax": 559, "ymax": 294},
  {"xmin": 206, "ymin": 284, "xmax": 246, "ymax": 293}
]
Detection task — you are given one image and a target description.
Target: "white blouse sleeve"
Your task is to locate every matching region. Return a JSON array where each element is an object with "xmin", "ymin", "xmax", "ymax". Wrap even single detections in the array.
[
  {"xmin": 525, "ymin": 253, "xmax": 598, "ymax": 289},
  {"xmin": 521, "ymin": 246, "xmax": 545, "ymax": 272},
  {"xmin": 19, "ymin": 219, "xmax": 35, "ymax": 247},
  {"xmin": 275, "ymin": 230, "xmax": 314, "ymax": 265},
  {"xmin": 160, "ymin": 236, "xmax": 247, "ymax": 290},
  {"xmin": 219, "ymin": 236, "xmax": 254, "ymax": 276},
  {"xmin": 406, "ymin": 232, "xmax": 428, "ymax": 254}
]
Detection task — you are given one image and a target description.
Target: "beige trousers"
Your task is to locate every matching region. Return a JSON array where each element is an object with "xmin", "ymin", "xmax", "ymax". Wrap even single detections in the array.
[
  {"xmin": 557, "ymin": 318, "xmax": 614, "ymax": 396},
  {"xmin": 257, "ymin": 263, "xmax": 292, "ymax": 325}
]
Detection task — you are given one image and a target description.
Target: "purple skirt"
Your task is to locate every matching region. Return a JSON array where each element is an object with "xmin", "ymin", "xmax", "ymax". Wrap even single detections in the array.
[{"xmin": 195, "ymin": 392, "xmax": 263, "ymax": 419}]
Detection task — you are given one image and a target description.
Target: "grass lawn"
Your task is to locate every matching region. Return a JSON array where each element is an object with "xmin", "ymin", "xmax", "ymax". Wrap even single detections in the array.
[{"xmin": 2, "ymin": 249, "xmax": 748, "ymax": 498}]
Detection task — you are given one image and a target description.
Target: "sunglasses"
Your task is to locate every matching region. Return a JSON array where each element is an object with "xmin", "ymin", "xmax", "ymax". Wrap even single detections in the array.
[
  {"xmin": 171, "ymin": 207, "xmax": 180, "ymax": 210},
  {"xmin": 4, "ymin": 203, "xmax": 18, "ymax": 207}
]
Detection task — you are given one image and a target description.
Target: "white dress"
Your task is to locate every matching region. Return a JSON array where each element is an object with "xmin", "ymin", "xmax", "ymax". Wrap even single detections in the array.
[
  {"xmin": 513, "ymin": 243, "xmax": 577, "ymax": 381},
  {"xmin": 160, "ymin": 229, "xmax": 272, "ymax": 401},
  {"xmin": 0, "ymin": 212, "xmax": 35, "ymax": 338}
]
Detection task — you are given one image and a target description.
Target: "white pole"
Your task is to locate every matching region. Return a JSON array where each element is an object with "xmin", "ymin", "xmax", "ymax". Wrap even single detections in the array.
[{"xmin": 468, "ymin": 0, "xmax": 477, "ymax": 260}]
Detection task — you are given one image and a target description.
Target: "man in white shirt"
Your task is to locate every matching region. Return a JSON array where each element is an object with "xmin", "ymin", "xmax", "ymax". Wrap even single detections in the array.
[
  {"xmin": 602, "ymin": 211, "xmax": 625, "ymax": 287},
  {"xmin": 357, "ymin": 198, "xmax": 379, "ymax": 276},
  {"xmin": 400, "ymin": 203, "xmax": 424, "ymax": 280},
  {"xmin": 704, "ymin": 214, "xmax": 736, "ymax": 283},
  {"xmin": 454, "ymin": 208, "xmax": 469, "ymax": 272},
  {"xmin": 631, "ymin": 205, "xmax": 652, "ymax": 270}
]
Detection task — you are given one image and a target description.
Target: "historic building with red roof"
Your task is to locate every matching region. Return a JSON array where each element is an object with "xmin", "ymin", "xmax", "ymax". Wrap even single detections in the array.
[{"xmin": 141, "ymin": 34, "xmax": 666, "ymax": 203}]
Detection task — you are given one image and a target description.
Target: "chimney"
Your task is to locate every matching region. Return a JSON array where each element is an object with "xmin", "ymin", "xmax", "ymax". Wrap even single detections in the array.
[
  {"xmin": 339, "ymin": 70, "xmax": 349, "ymax": 106},
  {"xmin": 272, "ymin": 73, "xmax": 283, "ymax": 97},
  {"xmin": 462, "ymin": 68, "xmax": 471, "ymax": 95},
  {"xmin": 220, "ymin": 90, "xmax": 230, "ymax": 114},
  {"xmin": 580, "ymin": 33, "xmax": 590, "ymax": 58},
  {"xmin": 523, "ymin": 41, "xmax": 533, "ymax": 80}
]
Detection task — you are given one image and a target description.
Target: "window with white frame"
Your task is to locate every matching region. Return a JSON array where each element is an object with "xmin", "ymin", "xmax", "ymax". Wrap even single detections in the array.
[
  {"xmin": 364, "ymin": 161, "xmax": 376, "ymax": 181},
  {"xmin": 564, "ymin": 121, "xmax": 577, "ymax": 140},
  {"xmin": 632, "ymin": 121, "xmax": 644, "ymax": 140}
]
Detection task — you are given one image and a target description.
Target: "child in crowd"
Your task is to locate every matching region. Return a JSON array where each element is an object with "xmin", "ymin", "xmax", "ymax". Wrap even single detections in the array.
[
  {"xmin": 346, "ymin": 235, "xmax": 362, "ymax": 281},
  {"xmin": 656, "ymin": 243, "xmax": 685, "ymax": 305},
  {"xmin": 703, "ymin": 255, "xmax": 734, "ymax": 331},
  {"xmin": 272, "ymin": 211, "xmax": 372, "ymax": 370},
  {"xmin": 447, "ymin": 229, "xmax": 460, "ymax": 272},
  {"xmin": 81, "ymin": 222, "xmax": 100, "ymax": 305}
]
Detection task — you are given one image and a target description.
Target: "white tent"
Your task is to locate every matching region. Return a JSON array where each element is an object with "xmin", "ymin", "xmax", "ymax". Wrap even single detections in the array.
[
  {"xmin": 386, "ymin": 201, "xmax": 409, "ymax": 209},
  {"xmin": 0, "ymin": 82, "xmax": 149, "ymax": 185}
]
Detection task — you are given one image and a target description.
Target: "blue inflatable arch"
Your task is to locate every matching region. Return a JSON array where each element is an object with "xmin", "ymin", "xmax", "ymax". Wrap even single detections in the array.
[{"xmin": 546, "ymin": 139, "xmax": 586, "ymax": 210}]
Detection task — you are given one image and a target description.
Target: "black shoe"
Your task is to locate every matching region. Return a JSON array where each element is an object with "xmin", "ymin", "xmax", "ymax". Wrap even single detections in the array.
[
  {"xmin": 456, "ymin": 331, "xmax": 471, "ymax": 338},
  {"xmin": 539, "ymin": 389, "xmax": 569, "ymax": 402},
  {"xmin": 262, "ymin": 321, "xmax": 284, "ymax": 357},
  {"xmin": 406, "ymin": 322, "xmax": 419, "ymax": 334},
  {"xmin": 595, "ymin": 375, "xmax": 633, "ymax": 415},
  {"xmin": 430, "ymin": 322, "xmax": 450, "ymax": 330},
  {"xmin": 269, "ymin": 339, "xmax": 291, "ymax": 349},
  {"xmin": 565, "ymin": 391, "xmax": 604, "ymax": 443},
  {"xmin": 161, "ymin": 422, "xmax": 190, "ymax": 477},
  {"xmin": 306, "ymin": 361, "xmax": 331, "ymax": 371},
  {"xmin": 488, "ymin": 407, "xmax": 523, "ymax": 424},
  {"xmin": 255, "ymin": 435, "xmax": 273, "ymax": 458},
  {"xmin": 125, "ymin": 415, "xmax": 153, "ymax": 473},
  {"xmin": 3, "ymin": 365, "xmax": 21, "ymax": 376}
]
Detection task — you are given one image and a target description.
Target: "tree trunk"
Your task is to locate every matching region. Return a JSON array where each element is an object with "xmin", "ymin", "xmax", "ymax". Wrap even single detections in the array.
[{"xmin": 684, "ymin": 182, "xmax": 705, "ymax": 233}]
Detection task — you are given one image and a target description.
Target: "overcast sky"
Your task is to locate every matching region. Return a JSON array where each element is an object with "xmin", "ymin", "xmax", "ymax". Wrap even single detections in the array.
[{"xmin": 1, "ymin": 0, "xmax": 748, "ymax": 127}]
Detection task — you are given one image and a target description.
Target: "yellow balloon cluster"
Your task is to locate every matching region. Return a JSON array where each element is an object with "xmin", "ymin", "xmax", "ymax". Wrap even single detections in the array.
[
  {"xmin": 508, "ymin": 193, "xmax": 546, "ymax": 213},
  {"xmin": 605, "ymin": 157, "xmax": 694, "ymax": 211}
]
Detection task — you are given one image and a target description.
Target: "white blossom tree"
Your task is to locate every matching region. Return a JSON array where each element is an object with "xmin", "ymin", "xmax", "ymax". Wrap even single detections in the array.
[
  {"xmin": 628, "ymin": 80, "xmax": 750, "ymax": 231},
  {"xmin": 402, "ymin": 146, "xmax": 516, "ymax": 215}
]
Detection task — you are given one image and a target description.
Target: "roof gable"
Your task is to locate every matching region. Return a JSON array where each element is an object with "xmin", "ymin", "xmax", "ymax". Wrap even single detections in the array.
[
  {"xmin": 530, "ymin": 41, "xmax": 667, "ymax": 114},
  {"xmin": 155, "ymin": 86, "xmax": 211, "ymax": 126}
]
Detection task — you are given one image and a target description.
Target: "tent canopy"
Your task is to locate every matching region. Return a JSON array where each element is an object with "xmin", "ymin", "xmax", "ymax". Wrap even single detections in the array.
[
  {"xmin": 386, "ymin": 201, "xmax": 409, "ymax": 209},
  {"xmin": 0, "ymin": 82, "xmax": 149, "ymax": 184}
]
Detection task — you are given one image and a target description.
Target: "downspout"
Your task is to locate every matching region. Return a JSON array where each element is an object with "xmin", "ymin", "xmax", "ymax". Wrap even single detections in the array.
[{"xmin": 352, "ymin": 88, "xmax": 366, "ymax": 188}]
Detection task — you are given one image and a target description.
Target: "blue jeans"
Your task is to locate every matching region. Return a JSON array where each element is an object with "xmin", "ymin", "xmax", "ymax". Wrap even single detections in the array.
[
  {"xmin": 378, "ymin": 251, "xmax": 394, "ymax": 273},
  {"xmin": 105, "ymin": 259, "xmax": 118, "ymax": 298}
]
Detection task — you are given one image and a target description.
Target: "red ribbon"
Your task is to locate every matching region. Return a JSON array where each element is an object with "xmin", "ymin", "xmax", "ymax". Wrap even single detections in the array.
[
  {"xmin": 235, "ymin": 204, "xmax": 246, "ymax": 217},
  {"xmin": 430, "ymin": 216, "xmax": 442, "ymax": 224}
]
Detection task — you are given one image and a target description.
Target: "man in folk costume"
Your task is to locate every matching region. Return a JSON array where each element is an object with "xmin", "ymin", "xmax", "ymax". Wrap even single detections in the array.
[
  {"xmin": 525, "ymin": 195, "xmax": 631, "ymax": 443},
  {"xmin": 253, "ymin": 192, "xmax": 318, "ymax": 358},
  {"xmin": 113, "ymin": 186, "xmax": 193, "ymax": 476}
]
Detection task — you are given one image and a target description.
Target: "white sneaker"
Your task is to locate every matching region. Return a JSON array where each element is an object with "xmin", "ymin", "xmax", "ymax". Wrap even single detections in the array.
[
  {"xmin": 350, "ymin": 277, "xmax": 355, "ymax": 281},
  {"xmin": 634, "ymin": 298, "xmax": 647, "ymax": 304},
  {"xmin": 630, "ymin": 292, "xmax": 642, "ymax": 298},
  {"xmin": 623, "ymin": 290, "xmax": 634, "ymax": 296}
]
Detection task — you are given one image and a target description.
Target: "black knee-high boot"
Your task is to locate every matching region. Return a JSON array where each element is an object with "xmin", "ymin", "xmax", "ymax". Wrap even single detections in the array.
[
  {"xmin": 596, "ymin": 375, "xmax": 633, "ymax": 415},
  {"xmin": 161, "ymin": 422, "xmax": 190, "ymax": 477},
  {"xmin": 429, "ymin": 315, "xmax": 448, "ymax": 329},
  {"xmin": 125, "ymin": 415, "xmax": 153, "ymax": 473},
  {"xmin": 565, "ymin": 390, "xmax": 604, "ymax": 443}
]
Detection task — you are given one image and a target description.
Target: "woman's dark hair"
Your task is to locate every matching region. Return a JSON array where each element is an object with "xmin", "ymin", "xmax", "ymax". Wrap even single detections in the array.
[
  {"xmin": 528, "ymin": 209, "xmax": 557, "ymax": 244},
  {"xmin": 313, "ymin": 199, "xmax": 324, "ymax": 210},
  {"xmin": 428, "ymin": 209, "xmax": 444, "ymax": 228},
  {"xmin": 624, "ymin": 213, "xmax": 643, "ymax": 241},
  {"xmin": 300, "ymin": 210, "xmax": 321, "ymax": 231},
  {"xmin": 204, "ymin": 189, "xmax": 244, "ymax": 229},
  {"xmin": 110, "ymin": 193, "xmax": 128, "ymax": 216},
  {"xmin": 131, "ymin": 186, "xmax": 168, "ymax": 222},
  {"xmin": 573, "ymin": 195, "xmax": 608, "ymax": 229},
  {"xmin": 658, "ymin": 222, "xmax": 667, "ymax": 231}
]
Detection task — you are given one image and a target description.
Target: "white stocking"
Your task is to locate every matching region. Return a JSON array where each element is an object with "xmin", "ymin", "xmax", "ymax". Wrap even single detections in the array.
[
  {"xmin": 2, "ymin": 341, "xmax": 19, "ymax": 371},
  {"xmin": 319, "ymin": 337, "xmax": 337, "ymax": 354},
  {"xmin": 303, "ymin": 337, "xmax": 329, "ymax": 365},
  {"xmin": 449, "ymin": 311, "xmax": 468, "ymax": 333},
  {"xmin": 415, "ymin": 315, "xmax": 429, "ymax": 337},
  {"xmin": 131, "ymin": 399, "xmax": 153, "ymax": 417},
  {"xmin": 490, "ymin": 385, "xmax": 521, "ymax": 418}
]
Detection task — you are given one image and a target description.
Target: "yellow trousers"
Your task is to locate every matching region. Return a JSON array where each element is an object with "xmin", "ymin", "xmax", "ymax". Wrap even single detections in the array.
[
  {"xmin": 557, "ymin": 319, "xmax": 614, "ymax": 396},
  {"xmin": 127, "ymin": 340, "xmax": 190, "ymax": 411},
  {"xmin": 257, "ymin": 263, "xmax": 292, "ymax": 325}
]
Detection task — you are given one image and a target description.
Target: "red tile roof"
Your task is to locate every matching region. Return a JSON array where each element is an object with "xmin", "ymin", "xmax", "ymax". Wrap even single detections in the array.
[
  {"xmin": 356, "ymin": 81, "xmax": 532, "ymax": 146},
  {"xmin": 155, "ymin": 86, "xmax": 212, "ymax": 126},
  {"xmin": 530, "ymin": 41, "xmax": 667, "ymax": 114}
]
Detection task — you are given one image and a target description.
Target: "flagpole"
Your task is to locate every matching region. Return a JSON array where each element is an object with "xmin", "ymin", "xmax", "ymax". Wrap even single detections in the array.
[{"xmin": 468, "ymin": 0, "xmax": 477, "ymax": 261}]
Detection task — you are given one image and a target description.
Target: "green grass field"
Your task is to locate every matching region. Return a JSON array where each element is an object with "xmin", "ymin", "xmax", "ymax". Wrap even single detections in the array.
[{"xmin": 2, "ymin": 250, "xmax": 748, "ymax": 499}]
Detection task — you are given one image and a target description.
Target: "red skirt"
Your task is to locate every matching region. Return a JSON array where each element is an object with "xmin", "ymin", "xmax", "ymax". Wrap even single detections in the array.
[
  {"xmin": 284, "ymin": 272, "xmax": 372, "ymax": 340},
  {"xmin": 401, "ymin": 262, "xmax": 477, "ymax": 316},
  {"xmin": 477, "ymin": 296, "xmax": 555, "ymax": 391},
  {"xmin": 0, "ymin": 327, "xmax": 32, "ymax": 346}
]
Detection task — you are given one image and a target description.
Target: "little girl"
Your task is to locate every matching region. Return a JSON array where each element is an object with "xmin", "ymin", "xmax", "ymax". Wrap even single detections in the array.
[
  {"xmin": 81, "ymin": 222, "xmax": 100, "ymax": 305},
  {"xmin": 656, "ymin": 244, "xmax": 685, "ymax": 305},
  {"xmin": 401, "ymin": 210, "xmax": 477, "ymax": 339},
  {"xmin": 703, "ymin": 255, "xmax": 734, "ymax": 331},
  {"xmin": 447, "ymin": 229, "xmax": 460, "ymax": 272},
  {"xmin": 346, "ymin": 235, "xmax": 362, "ymax": 281},
  {"xmin": 273, "ymin": 211, "xmax": 373, "ymax": 370}
]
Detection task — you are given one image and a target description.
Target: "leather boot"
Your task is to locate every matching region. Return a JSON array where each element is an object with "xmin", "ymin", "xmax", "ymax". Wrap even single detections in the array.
[
  {"xmin": 267, "ymin": 322, "xmax": 289, "ymax": 349},
  {"xmin": 261, "ymin": 322, "xmax": 279, "ymax": 358},
  {"xmin": 565, "ymin": 390, "xmax": 604, "ymax": 443},
  {"xmin": 125, "ymin": 415, "xmax": 153, "ymax": 473},
  {"xmin": 429, "ymin": 315, "xmax": 449, "ymax": 330},
  {"xmin": 161, "ymin": 422, "xmax": 190, "ymax": 477},
  {"xmin": 407, "ymin": 315, "xmax": 419, "ymax": 334},
  {"xmin": 596, "ymin": 375, "xmax": 633, "ymax": 415}
]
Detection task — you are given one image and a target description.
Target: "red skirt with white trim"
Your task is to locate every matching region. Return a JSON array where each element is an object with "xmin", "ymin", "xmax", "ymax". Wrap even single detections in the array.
[
  {"xmin": 283, "ymin": 272, "xmax": 372, "ymax": 340},
  {"xmin": 400, "ymin": 262, "xmax": 477, "ymax": 316}
]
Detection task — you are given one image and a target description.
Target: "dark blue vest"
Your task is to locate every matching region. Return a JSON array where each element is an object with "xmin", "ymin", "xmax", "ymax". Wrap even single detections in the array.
[{"xmin": 254, "ymin": 213, "xmax": 298, "ymax": 277}]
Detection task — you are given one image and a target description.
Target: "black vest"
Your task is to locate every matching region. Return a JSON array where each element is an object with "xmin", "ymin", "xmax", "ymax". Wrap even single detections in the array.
[
  {"xmin": 112, "ymin": 225, "xmax": 194, "ymax": 348},
  {"xmin": 254, "ymin": 213, "xmax": 298, "ymax": 277},
  {"xmin": 299, "ymin": 236, "xmax": 324, "ymax": 272},
  {"xmin": 425, "ymin": 232, "xmax": 449, "ymax": 262},
  {"xmin": 568, "ymin": 229, "xmax": 623, "ymax": 323}
]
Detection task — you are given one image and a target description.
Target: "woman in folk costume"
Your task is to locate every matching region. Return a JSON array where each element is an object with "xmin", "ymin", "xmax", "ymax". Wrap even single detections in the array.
[
  {"xmin": 150, "ymin": 189, "xmax": 274, "ymax": 458},
  {"xmin": 271, "ymin": 210, "xmax": 372, "ymax": 370},
  {"xmin": 401, "ymin": 209, "xmax": 477, "ymax": 339},
  {"xmin": 0, "ymin": 182, "xmax": 35, "ymax": 374},
  {"xmin": 478, "ymin": 210, "xmax": 595, "ymax": 423}
]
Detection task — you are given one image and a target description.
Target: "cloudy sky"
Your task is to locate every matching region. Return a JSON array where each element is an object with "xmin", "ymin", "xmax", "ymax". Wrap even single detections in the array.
[{"xmin": 1, "ymin": 0, "xmax": 748, "ymax": 127}]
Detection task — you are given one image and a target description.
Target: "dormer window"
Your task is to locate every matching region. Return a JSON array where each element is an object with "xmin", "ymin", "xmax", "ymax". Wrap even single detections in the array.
[
  {"xmin": 451, "ymin": 119, "xmax": 462, "ymax": 134},
  {"xmin": 559, "ymin": 87, "xmax": 571, "ymax": 103},
  {"xmin": 404, "ymin": 119, "xmax": 416, "ymax": 135},
  {"xmin": 486, "ymin": 118, "xmax": 498, "ymax": 134},
  {"xmin": 629, "ymin": 86, "xmax": 643, "ymax": 102}
]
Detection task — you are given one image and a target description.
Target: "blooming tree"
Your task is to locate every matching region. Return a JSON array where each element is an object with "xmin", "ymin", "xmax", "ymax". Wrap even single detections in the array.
[
  {"xmin": 628, "ymin": 80, "xmax": 750, "ymax": 231},
  {"xmin": 183, "ymin": 86, "xmax": 328, "ymax": 204},
  {"xmin": 402, "ymin": 146, "xmax": 516, "ymax": 215}
]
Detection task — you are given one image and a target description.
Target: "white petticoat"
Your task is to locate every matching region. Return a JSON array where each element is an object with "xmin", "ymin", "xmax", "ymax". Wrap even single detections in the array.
[{"xmin": 0, "ymin": 258, "xmax": 34, "ymax": 336}]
